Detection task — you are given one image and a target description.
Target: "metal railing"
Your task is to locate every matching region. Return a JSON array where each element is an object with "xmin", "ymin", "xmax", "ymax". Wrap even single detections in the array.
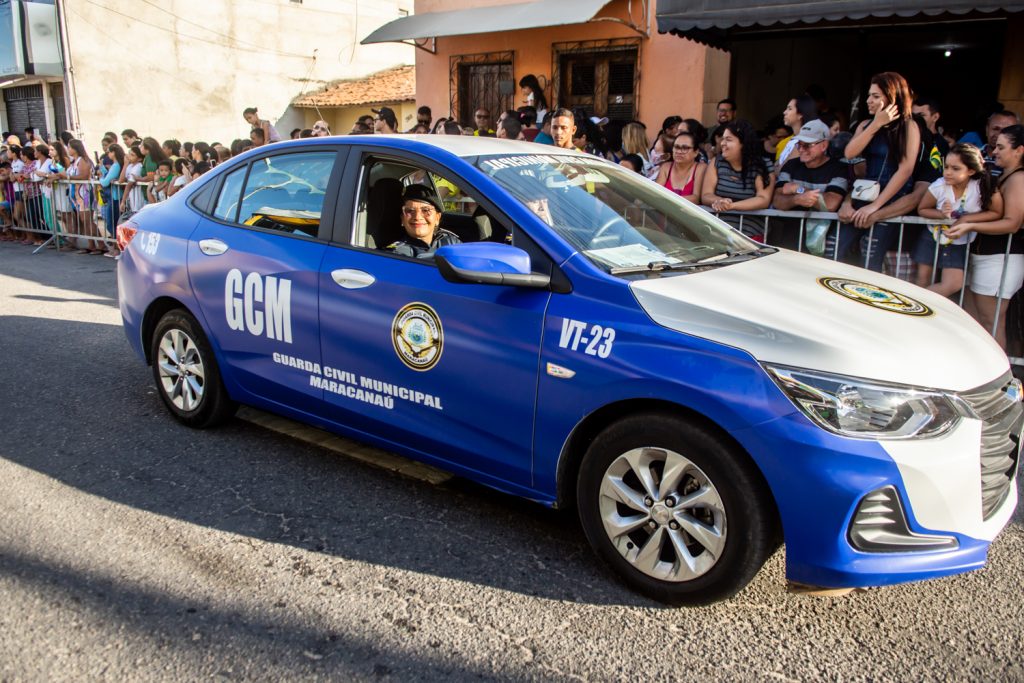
[
  {"xmin": 708, "ymin": 206, "xmax": 1021, "ymax": 360},
  {"xmin": 3, "ymin": 178, "xmax": 153, "ymax": 253}
]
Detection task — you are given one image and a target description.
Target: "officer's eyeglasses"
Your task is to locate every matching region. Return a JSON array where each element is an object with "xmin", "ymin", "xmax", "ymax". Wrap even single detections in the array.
[{"xmin": 403, "ymin": 206, "xmax": 436, "ymax": 218}]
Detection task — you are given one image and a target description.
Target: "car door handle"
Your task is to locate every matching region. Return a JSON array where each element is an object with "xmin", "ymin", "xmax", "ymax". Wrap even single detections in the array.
[
  {"xmin": 331, "ymin": 269, "xmax": 375, "ymax": 289},
  {"xmin": 199, "ymin": 239, "xmax": 229, "ymax": 256}
]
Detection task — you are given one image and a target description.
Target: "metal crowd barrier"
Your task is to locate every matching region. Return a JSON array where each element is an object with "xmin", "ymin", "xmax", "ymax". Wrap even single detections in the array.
[
  {"xmin": 3, "ymin": 178, "xmax": 152, "ymax": 254},
  {"xmin": 708, "ymin": 206, "xmax": 1020, "ymax": 360}
]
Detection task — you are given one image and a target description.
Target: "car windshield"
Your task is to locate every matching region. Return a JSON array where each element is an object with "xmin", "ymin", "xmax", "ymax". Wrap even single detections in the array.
[{"xmin": 476, "ymin": 153, "xmax": 758, "ymax": 274}]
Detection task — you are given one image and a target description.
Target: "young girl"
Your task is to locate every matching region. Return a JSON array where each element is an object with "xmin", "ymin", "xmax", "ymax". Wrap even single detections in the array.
[
  {"xmin": 166, "ymin": 157, "xmax": 191, "ymax": 198},
  {"xmin": 947, "ymin": 124, "xmax": 1024, "ymax": 350},
  {"xmin": 914, "ymin": 144, "xmax": 1001, "ymax": 296},
  {"xmin": 49, "ymin": 141, "xmax": 73, "ymax": 246},
  {"xmin": 120, "ymin": 146, "xmax": 146, "ymax": 215}
]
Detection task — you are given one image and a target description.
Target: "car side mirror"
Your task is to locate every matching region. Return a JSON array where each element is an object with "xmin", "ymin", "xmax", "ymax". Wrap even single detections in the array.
[{"xmin": 434, "ymin": 243, "xmax": 551, "ymax": 289}]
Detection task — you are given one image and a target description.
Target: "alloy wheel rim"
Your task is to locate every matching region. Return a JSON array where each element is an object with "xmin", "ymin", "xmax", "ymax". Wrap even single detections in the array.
[
  {"xmin": 157, "ymin": 328, "xmax": 206, "ymax": 412},
  {"xmin": 599, "ymin": 447, "xmax": 727, "ymax": 582}
]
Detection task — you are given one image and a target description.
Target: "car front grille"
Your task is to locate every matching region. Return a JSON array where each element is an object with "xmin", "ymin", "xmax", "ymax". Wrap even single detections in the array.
[{"xmin": 958, "ymin": 371, "xmax": 1024, "ymax": 520}]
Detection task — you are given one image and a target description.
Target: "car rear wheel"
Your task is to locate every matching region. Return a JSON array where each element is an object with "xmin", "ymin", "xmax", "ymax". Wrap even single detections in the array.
[
  {"xmin": 577, "ymin": 413, "xmax": 775, "ymax": 605},
  {"xmin": 151, "ymin": 309, "xmax": 236, "ymax": 428}
]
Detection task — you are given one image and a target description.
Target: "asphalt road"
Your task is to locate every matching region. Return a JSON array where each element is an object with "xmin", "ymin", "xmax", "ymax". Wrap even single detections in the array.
[{"xmin": 1, "ymin": 241, "xmax": 1023, "ymax": 682}]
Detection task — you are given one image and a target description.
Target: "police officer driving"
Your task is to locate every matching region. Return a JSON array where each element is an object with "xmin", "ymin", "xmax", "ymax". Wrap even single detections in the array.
[{"xmin": 387, "ymin": 184, "xmax": 461, "ymax": 258}]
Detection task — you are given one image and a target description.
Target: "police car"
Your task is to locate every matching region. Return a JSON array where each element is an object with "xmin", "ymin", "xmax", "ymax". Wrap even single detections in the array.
[{"xmin": 117, "ymin": 135, "xmax": 1021, "ymax": 605}]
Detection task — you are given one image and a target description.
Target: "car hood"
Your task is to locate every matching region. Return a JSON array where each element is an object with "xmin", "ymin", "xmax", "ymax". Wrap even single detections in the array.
[{"xmin": 629, "ymin": 249, "xmax": 1008, "ymax": 392}]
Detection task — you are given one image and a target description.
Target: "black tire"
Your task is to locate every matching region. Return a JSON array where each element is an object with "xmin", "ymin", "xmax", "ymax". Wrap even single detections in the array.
[
  {"xmin": 577, "ymin": 413, "xmax": 775, "ymax": 606},
  {"xmin": 150, "ymin": 309, "xmax": 237, "ymax": 428}
]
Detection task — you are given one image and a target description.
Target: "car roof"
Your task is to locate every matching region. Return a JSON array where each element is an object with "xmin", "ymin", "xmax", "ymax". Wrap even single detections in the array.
[{"xmin": 251, "ymin": 134, "xmax": 592, "ymax": 160}]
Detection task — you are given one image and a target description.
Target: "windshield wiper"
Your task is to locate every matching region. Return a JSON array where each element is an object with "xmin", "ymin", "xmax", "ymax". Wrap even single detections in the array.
[{"xmin": 609, "ymin": 250, "xmax": 763, "ymax": 276}]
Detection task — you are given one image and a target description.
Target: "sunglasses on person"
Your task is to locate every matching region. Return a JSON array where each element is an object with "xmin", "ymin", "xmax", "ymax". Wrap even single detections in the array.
[
  {"xmin": 402, "ymin": 206, "xmax": 437, "ymax": 218},
  {"xmin": 673, "ymin": 144, "xmax": 694, "ymax": 152},
  {"xmin": 313, "ymin": 124, "xmax": 328, "ymax": 131},
  {"xmin": 796, "ymin": 140, "xmax": 825, "ymax": 150}
]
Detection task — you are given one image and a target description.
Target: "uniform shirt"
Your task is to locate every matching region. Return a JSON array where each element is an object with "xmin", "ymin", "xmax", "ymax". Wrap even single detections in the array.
[{"xmin": 387, "ymin": 228, "xmax": 461, "ymax": 258}]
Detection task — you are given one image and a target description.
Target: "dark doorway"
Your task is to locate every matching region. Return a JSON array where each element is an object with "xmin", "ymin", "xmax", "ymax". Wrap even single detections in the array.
[
  {"xmin": 3, "ymin": 83, "xmax": 48, "ymax": 140},
  {"xmin": 49, "ymin": 82, "xmax": 67, "ymax": 137},
  {"xmin": 729, "ymin": 18, "xmax": 1007, "ymax": 138}
]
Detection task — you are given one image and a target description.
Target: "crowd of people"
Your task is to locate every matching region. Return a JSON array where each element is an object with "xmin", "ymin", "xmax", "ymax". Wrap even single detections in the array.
[{"xmin": 1, "ymin": 71, "xmax": 1022, "ymax": 347}]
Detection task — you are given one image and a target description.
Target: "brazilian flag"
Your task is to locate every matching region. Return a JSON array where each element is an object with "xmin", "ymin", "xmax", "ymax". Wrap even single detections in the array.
[{"xmin": 929, "ymin": 144, "xmax": 943, "ymax": 170}]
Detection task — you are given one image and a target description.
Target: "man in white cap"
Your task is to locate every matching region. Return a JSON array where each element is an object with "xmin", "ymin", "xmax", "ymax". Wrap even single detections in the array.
[{"xmin": 770, "ymin": 119, "xmax": 848, "ymax": 250}]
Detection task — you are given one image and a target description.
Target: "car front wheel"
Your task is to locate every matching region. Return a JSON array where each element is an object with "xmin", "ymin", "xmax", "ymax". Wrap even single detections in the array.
[
  {"xmin": 577, "ymin": 413, "xmax": 776, "ymax": 605},
  {"xmin": 150, "ymin": 309, "xmax": 236, "ymax": 428}
]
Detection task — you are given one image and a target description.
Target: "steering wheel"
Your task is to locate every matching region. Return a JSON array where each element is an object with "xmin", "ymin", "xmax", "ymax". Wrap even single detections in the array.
[{"xmin": 588, "ymin": 213, "xmax": 629, "ymax": 249}]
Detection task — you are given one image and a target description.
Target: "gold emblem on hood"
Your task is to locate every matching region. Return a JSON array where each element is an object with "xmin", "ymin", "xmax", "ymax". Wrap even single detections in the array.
[{"xmin": 818, "ymin": 277, "xmax": 933, "ymax": 317}]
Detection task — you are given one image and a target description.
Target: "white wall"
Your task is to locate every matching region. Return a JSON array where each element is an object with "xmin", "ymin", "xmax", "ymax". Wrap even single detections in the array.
[{"xmin": 62, "ymin": 0, "xmax": 413, "ymax": 149}]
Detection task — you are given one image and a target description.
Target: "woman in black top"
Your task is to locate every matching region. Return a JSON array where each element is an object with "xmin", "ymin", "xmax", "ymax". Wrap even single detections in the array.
[{"xmin": 948, "ymin": 124, "xmax": 1024, "ymax": 349}]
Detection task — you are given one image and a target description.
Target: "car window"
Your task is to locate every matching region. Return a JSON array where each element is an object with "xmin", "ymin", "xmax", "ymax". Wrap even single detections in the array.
[
  {"xmin": 476, "ymin": 153, "xmax": 754, "ymax": 273},
  {"xmin": 212, "ymin": 166, "xmax": 247, "ymax": 222},
  {"xmin": 236, "ymin": 152, "xmax": 334, "ymax": 237},
  {"xmin": 354, "ymin": 157, "xmax": 505, "ymax": 253}
]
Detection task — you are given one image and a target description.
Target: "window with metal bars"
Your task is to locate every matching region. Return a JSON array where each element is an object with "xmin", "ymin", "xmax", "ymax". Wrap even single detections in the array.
[{"xmin": 557, "ymin": 47, "xmax": 638, "ymax": 121}]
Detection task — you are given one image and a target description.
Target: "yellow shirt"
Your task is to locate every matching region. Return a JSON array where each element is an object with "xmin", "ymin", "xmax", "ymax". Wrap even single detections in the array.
[{"xmin": 775, "ymin": 135, "xmax": 793, "ymax": 162}]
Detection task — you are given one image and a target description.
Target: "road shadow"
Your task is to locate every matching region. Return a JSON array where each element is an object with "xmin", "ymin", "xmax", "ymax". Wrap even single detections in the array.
[
  {"xmin": 0, "ymin": 242, "xmax": 118, "ymax": 302},
  {"xmin": 0, "ymin": 313, "xmax": 651, "ymax": 609},
  {"xmin": 0, "ymin": 547, "xmax": 505, "ymax": 679}
]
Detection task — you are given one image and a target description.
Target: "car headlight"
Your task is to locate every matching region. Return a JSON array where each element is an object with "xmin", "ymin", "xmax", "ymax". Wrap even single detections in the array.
[{"xmin": 764, "ymin": 365, "xmax": 971, "ymax": 440}]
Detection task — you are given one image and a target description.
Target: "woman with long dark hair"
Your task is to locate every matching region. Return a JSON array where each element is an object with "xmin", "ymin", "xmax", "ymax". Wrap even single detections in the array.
[
  {"xmin": 836, "ymin": 71, "xmax": 921, "ymax": 271},
  {"xmin": 99, "ymin": 142, "xmax": 125, "ymax": 254},
  {"xmin": 518, "ymin": 75, "xmax": 548, "ymax": 123},
  {"xmin": 67, "ymin": 139, "xmax": 103, "ymax": 253},
  {"xmin": 191, "ymin": 142, "xmax": 214, "ymax": 176},
  {"xmin": 948, "ymin": 125, "xmax": 1024, "ymax": 349},
  {"xmin": 776, "ymin": 94, "xmax": 818, "ymax": 169},
  {"xmin": 140, "ymin": 137, "xmax": 168, "ymax": 182},
  {"xmin": 701, "ymin": 120, "xmax": 774, "ymax": 238}
]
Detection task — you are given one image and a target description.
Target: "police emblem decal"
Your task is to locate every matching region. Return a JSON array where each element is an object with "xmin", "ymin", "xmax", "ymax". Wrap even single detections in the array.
[
  {"xmin": 818, "ymin": 277, "xmax": 933, "ymax": 317},
  {"xmin": 392, "ymin": 303, "xmax": 444, "ymax": 371}
]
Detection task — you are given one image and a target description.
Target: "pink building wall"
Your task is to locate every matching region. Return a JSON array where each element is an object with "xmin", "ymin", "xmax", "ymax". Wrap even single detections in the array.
[{"xmin": 413, "ymin": 0, "xmax": 719, "ymax": 134}]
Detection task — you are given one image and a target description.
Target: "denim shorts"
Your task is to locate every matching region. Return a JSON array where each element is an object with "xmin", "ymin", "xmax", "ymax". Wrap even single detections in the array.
[{"xmin": 912, "ymin": 232, "xmax": 969, "ymax": 270}]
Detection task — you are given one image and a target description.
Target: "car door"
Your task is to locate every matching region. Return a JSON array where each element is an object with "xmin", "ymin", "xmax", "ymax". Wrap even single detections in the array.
[
  {"xmin": 188, "ymin": 147, "xmax": 344, "ymax": 413},
  {"xmin": 315, "ymin": 151, "xmax": 551, "ymax": 486}
]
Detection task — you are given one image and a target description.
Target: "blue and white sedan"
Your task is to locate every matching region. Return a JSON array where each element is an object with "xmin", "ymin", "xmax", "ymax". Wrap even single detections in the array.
[{"xmin": 117, "ymin": 135, "xmax": 1021, "ymax": 605}]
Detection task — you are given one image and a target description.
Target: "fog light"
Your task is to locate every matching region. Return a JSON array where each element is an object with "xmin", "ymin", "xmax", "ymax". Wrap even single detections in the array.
[{"xmin": 849, "ymin": 487, "xmax": 958, "ymax": 552}]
